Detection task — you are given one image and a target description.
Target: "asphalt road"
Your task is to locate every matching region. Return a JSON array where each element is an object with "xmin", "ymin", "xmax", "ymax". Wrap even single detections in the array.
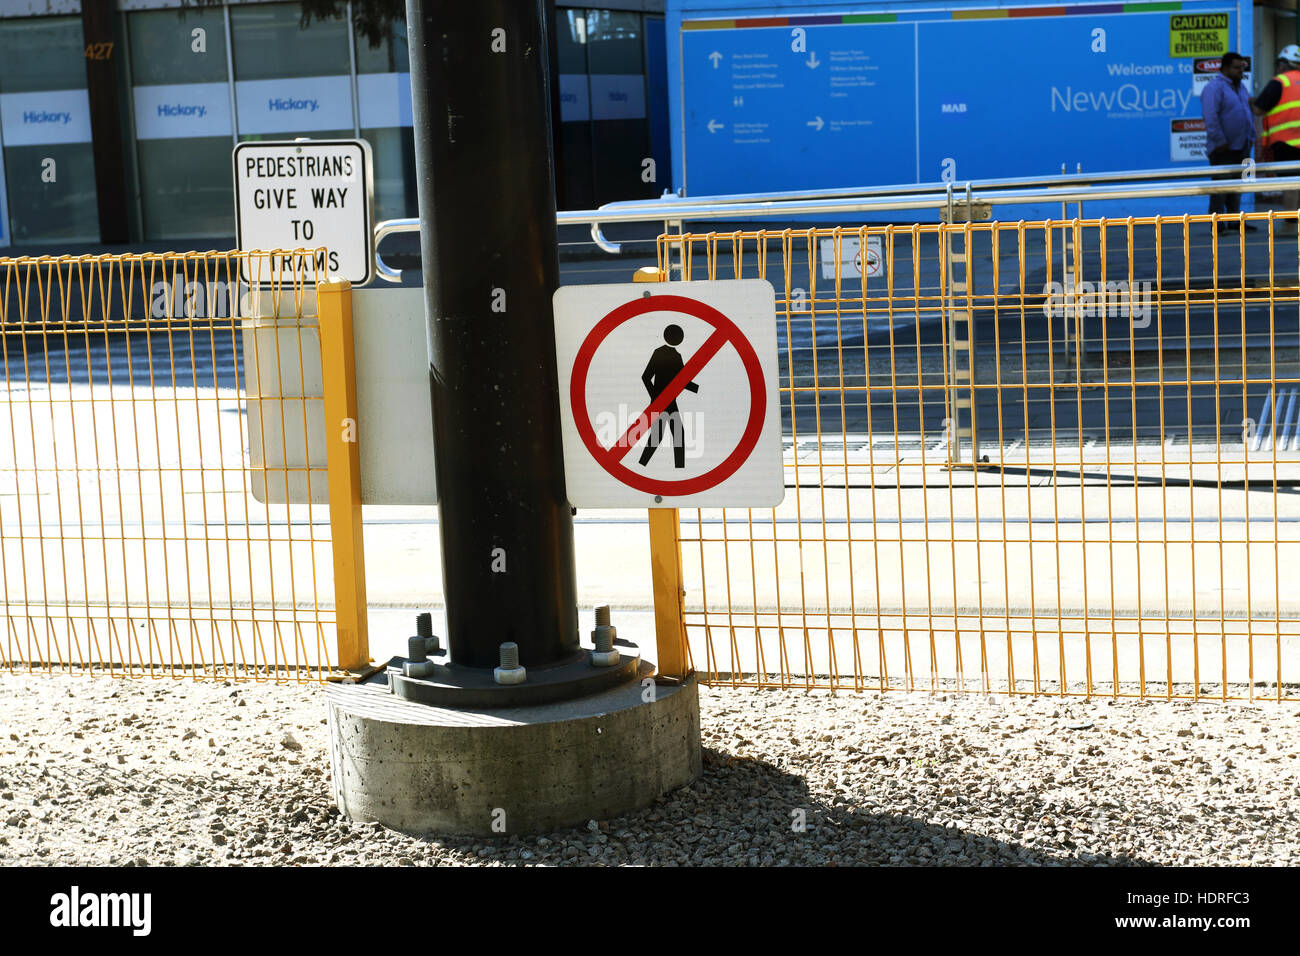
[{"xmin": 7, "ymin": 223, "xmax": 1299, "ymax": 448}]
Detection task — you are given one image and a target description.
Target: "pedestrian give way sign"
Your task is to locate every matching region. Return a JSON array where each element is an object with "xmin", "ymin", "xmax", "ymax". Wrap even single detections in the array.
[
  {"xmin": 233, "ymin": 139, "xmax": 373, "ymax": 285},
  {"xmin": 553, "ymin": 280, "xmax": 783, "ymax": 508}
]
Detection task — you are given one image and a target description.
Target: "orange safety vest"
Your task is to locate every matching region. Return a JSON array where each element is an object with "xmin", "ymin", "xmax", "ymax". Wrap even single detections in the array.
[{"xmin": 1265, "ymin": 71, "xmax": 1300, "ymax": 147}]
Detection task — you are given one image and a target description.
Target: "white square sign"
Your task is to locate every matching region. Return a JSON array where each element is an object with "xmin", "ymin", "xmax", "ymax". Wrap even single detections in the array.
[
  {"xmin": 1170, "ymin": 118, "xmax": 1206, "ymax": 163},
  {"xmin": 233, "ymin": 139, "xmax": 373, "ymax": 285},
  {"xmin": 819, "ymin": 235, "xmax": 884, "ymax": 279},
  {"xmin": 553, "ymin": 280, "xmax": 784, "ymax": 509}
]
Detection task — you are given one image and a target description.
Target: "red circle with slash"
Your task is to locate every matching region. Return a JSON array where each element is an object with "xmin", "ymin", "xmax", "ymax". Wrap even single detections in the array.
[{"xmin": 570, "ymin": 293, "xmax": 766, "ymax": 497}]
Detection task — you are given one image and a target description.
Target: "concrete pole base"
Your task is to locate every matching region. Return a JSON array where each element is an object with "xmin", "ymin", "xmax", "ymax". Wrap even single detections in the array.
[{"xmin": 326, "ymin": 662, "xmax": 701, "ymax": 837}]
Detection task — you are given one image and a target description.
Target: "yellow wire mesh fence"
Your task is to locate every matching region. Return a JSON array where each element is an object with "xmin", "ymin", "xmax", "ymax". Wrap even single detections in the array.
[
  {"xmin": 0, "ymin": 251, "xmax": 338, "ymax": 681},
  {"xmin": 657, "ymin": 211, "xmax": 1300, "ymax": 701}
]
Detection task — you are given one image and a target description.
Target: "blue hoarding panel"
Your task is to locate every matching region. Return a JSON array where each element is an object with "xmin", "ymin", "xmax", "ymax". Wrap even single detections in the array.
[
  {"xmin": 672, "ymin": 2, "xmax": 1250, "ymax": 220},
  {"xmin": 918, "ymin": 13, "xmax": 1213, "ymax": 180}
]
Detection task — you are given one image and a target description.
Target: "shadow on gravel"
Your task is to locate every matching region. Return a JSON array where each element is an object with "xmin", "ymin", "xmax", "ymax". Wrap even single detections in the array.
[
  {"xmin": 551, "ymin": 745, "xmax": 1144, "ymax": 867},
  {"xmin": 417, "ymin": 746, "xmax": 1150, "ymax": 867}
]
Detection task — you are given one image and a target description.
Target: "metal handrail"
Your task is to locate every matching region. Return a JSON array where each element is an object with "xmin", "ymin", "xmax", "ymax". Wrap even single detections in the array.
[
  {"xmin": 374, "ymin": 170, "xmax": 1300, "ymax": 283},
  {"xmin": 584, "ymin": 159, "xmax": 1300, "ymax": 254},
  {"xmin": 599, "ymin": 159, "xmax": 1300, "ymax": 210},
  {"xmin": 373, "ymin": 217, "xmax": 422, "ymax": 276}
]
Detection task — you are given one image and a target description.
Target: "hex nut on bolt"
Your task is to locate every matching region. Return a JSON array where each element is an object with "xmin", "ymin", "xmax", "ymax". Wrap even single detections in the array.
[
  {"xmin": 493, "ymin": 642, "xmax": 527, "ymax": 685},
  {"xmin": 590, "ymin": 605, "xmax": 620, "ymax": 667},
  {"xmin": 404, "ymin": 633, "xmax": 435, "ymax": 678}
]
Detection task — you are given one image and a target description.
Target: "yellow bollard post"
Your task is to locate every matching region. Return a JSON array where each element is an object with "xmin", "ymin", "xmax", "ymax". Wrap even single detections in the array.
[
  {"xmin": 648, "ymin": 508, "xmax": 689, "ymax": 680},
  {"xmin": 317, "ymin": 279, "xmax": 370, "ymax": 672},
  {"xmin": 633, "ymin": 265, "xmax": 690, "ymax": 679}
]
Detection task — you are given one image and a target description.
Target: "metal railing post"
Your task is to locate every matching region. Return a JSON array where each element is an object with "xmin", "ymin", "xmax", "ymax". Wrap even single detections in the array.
[
  {"xmin": 317, "ymin": 279, "xmax": 370, "ymax": 672},
  {"xmin": 666, "ymin": 218, "xmax": 684, "ymax": 279},
  {"xmin": 1060, "ymin": 164, "xmax": 1072, "ymax": 381},
  {"xmin": 1068, "ymin": 162, "xmax": 1088, "ymax": 381},
  {"xmin": 944, "ymin": 184, "xmax": 957, "ymax": 463},
  {"xmin": 943, "ymin": 183, "xmax": 979, "ymax": 465},
  {"xmin": 964, "ymin": 181, "xmax": 979, "ymax": 464}
]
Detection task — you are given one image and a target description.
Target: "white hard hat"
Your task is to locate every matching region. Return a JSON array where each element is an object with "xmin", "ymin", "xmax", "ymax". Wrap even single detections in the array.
[{"xmin": 1280, "ymin": 44, "xmax": 1300, "ymax": 64}]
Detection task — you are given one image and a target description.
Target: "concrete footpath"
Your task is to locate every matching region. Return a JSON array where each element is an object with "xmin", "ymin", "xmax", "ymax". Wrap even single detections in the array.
[
  {"xmin": 356, "ymin": 438, "xmax": 1300, "ymax": 690},
  {"xmin": 358, "ymin": 508, "xmax": 662, "ymax": 663}
]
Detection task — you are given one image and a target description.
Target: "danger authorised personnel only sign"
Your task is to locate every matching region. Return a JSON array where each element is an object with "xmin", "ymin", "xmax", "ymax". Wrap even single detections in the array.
[
  {"xmin": 233, "ymin": 139, "xmax": 374, "ymax": 285},
  {"xmin": 553, "ymin": 280, "xmax": 783, "ymax": 508}
]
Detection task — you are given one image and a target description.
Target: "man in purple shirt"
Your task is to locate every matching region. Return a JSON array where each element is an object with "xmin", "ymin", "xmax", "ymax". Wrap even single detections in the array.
[{"xmin": 1201, "ymin": 52, "xmax": 1256, "ymax": 231}]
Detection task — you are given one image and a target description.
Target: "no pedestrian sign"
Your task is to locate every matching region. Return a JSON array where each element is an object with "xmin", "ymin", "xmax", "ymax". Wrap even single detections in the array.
[
  {"xmin": 553, "ymin": 280, "xmax": 784, "ymax": 509},
  {"xmin": 233, "ymin": 139, "xmax": 373, "ymax": 285}
]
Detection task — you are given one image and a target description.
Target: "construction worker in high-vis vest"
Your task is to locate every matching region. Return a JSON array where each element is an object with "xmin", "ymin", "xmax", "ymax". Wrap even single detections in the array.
[{"xmin": 1253, "ymin": 44, "xmax": 1300, "ymax": 232}]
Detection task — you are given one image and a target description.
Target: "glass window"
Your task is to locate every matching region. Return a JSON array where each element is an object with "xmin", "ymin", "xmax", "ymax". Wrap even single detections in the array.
[
  {"xmin": 129, "ymin": 8, "xmax": 228, "ymax": 86},
  {"xmin": 136, "ymin": 138, "xmax": 234, "ymax": 239},
  {"xmin": 356, "ymin": 19, "xmax": 413, "ymax": 224},
  {"xmin": 231, "ymin": 3, "xmax": 353, "ymax": 138},
  {"xmin": 361, "ymin": 126, "xmax": 417, "ymax": 223},
  {"xmin": 3, "ymin": 145, "xmax": 98, "ymax": 244},
  {"xmin": 556, "ymin": 11, "xmax": 588, "ymax": 74},
  {"xmin": 356, "ymin": 19, "xmax": 409, "ymax": 74},
  {"xmin": 556, "ymin": 10, "xmax": 652, "ymax": 206},
  {"xmin": 0, "ymin": 16, "xmax": 86, "ymax": 94},
  {"xmin": 585, "ymin": 10, "xmax": 642, "ymax": 74},
  {"xmin": 230, "ymin": 1, "xmax": 349, "ymax": 81},
  {"xmin": 237, "ymin": 129, "xmax": 353, "ymax": 143},
  {"xmin": 0, "ymin": 16, "xmax": 99, "ymax": 244},
  {"xmin": 127, "ymin": 8, "xmax": 233, "ymax": 241}
]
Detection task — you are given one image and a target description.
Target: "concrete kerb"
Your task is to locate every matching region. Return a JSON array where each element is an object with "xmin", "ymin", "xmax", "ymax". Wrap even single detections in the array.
[{"xmin": 326, "ymin": 662, "xmax": 702, "ymax": 837}]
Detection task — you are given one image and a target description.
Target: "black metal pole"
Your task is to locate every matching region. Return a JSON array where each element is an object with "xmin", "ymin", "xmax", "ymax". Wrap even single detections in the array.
[
  {"xmin": 542, "ymin": 0, "xmax": 565, "ymax": 208},
  {"xmin": 405, "ymin": 0, "xmax": 579, "ymax": 670}
]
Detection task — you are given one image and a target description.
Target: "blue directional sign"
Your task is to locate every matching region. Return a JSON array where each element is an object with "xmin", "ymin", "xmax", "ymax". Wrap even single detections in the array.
[{"xmin": 683, "ymin": 21, "xmax": 919, "ymax": 194}]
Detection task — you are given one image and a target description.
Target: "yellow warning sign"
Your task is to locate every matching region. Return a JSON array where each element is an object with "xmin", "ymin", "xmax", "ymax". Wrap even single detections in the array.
[{"xmin": 1169, "ymin": 13, "xmax": 1229, "ymax": 58}]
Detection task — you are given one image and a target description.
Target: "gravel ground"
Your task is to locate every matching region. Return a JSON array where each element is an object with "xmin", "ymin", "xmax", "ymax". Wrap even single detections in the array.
[{"xmin": 1, "ymin": 671, "xmax": 1297, "ymax": 866}]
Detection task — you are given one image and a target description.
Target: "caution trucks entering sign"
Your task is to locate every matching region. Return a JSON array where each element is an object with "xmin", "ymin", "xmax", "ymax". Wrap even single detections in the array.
[{"xmin": 1169, "ymin": 13, "xmax": 1228, "ymax": 58}]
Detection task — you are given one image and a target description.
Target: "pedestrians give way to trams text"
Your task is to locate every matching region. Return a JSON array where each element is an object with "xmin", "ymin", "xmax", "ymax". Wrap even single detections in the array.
[{"xmin": 553, "ymin": 280, "xmax": 783, "ymax": 509}]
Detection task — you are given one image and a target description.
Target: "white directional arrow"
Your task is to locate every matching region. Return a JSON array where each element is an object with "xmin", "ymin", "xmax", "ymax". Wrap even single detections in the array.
[
  {"xmin": 707, "ymin": 119, "xmax": 725, "ymax": 133},
  {"xmin": 806, "ymin": 52, "xmax": 820, "ymax": 69},
  {"xmin": 806, "ymin": 116, "xmax": 824, "ymax": 131},
  {"xmin": 708, "ymin": 51, "xmax": 722, "ymax": 68}
]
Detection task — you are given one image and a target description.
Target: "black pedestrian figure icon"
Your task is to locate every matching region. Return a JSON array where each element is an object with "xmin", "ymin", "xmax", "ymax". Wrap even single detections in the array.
[{"xmin": 639, "ymin": 324, "xmax": 699, "ymax": 469}]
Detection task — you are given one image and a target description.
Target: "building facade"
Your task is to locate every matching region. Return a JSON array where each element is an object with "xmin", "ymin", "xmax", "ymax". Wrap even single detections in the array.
[{"xmin": 0, "ymin": 0, "xmax": 669, "ymax": 248}]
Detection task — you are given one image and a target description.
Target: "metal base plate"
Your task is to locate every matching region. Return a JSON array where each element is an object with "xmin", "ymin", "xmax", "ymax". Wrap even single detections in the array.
[{"xmin": 376, "ymin": 642, "xmax": 642, "ymax": 708}]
